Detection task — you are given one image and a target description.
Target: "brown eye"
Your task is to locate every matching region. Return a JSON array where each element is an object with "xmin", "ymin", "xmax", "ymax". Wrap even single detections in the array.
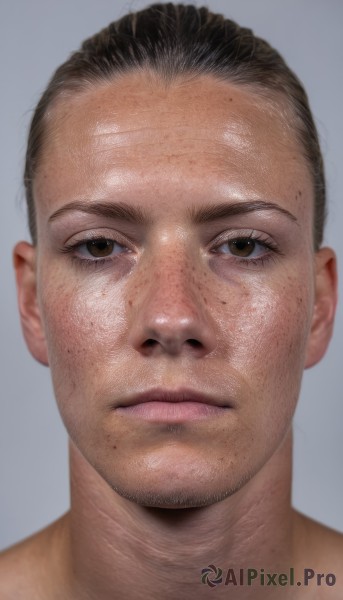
[
  {"xmin": 86, "ymin": 239, "xmax": 115, "ymax": 257},
  {"xmin": 228, "ymin": 239, "xmax": 256, "ymax": 257}
]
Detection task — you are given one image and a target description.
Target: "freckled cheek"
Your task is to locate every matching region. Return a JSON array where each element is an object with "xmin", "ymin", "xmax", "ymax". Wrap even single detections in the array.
[
  {"xmin": 213, "ymin": 276, "xmax": 314, "ymax": 453},
  {"xmin": 215, "ymin": 272, "xmax": 313, "ymax": 379},
  {"xmin": 38, "ymin": 272, "xmax": 130, "ymax": 397}
]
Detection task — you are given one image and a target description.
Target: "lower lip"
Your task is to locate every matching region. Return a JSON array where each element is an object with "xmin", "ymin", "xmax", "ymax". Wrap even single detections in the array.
[{"xmin": 116, "ymin": 401, "xmax": 228, "ymax": 422}]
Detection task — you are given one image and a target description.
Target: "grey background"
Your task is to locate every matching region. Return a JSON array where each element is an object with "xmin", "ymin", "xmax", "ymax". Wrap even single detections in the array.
[{"xmin": 1, "ymin": 0, "xmax": 342, "ymax": 550}]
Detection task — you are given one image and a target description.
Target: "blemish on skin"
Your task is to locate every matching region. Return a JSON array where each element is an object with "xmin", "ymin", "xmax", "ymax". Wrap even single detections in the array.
[
  {"xmin": 113, "ymin": 445, "xmax": 117, "ymax": 449},
  {"xmin": 298, "ymin": 190, "xmax": 302, "ymax": 196},
  {"xmin": 221, "ymin": 301, "xmax": 227, "ymax": 305},
  {"xmin": 128, "ymin": 300, "xmax": 133, "ymax": 307},
  {"xmin": 90, "ymin": 321, "xmax": 94, "ymax": 326}
]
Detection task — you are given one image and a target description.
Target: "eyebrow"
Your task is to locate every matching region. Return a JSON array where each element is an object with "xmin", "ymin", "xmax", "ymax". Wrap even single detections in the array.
[
  {"xmin": 188, "ymin": 200, "xmax": 298, "ymax": 224},
  {"xmin": 48, "ymin": 201, "xmax": 150, "ymax": 225},
  {"xmin": 48, "ymin": 199, "xmax": 298, "ymax": 226}
]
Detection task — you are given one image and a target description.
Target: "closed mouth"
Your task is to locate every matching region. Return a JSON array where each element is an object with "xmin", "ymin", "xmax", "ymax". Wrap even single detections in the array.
[{"xmin": 115, "ymin": 387, "xmax": 232, "ymax": 422}]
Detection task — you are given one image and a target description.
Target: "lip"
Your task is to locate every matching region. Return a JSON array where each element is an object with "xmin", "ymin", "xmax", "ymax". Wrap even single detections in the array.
[{"xmin": 115, "ymin": 388, "xmax": 232, "ymax": 422}]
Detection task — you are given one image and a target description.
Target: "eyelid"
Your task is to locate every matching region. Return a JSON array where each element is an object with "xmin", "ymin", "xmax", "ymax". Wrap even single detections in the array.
[
  {"xmin": 75, "ymin": 239, "xmax": 127, "ymax": 258},
  {"xmin": 208, "ymin": 229, "xmax": 283, "ymax": 269},
  {"xmin": 63, "ymin": 228, "xmax": 135, "ymax": 250},
  {"xmin": 209, "ymin": 228, "xmax": 279, "ymax": 251}
]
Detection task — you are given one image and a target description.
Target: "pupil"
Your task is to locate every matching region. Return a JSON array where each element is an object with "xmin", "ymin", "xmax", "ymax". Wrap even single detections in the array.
[
  {"xmin": 87, "ymin": 239, "xmax": 114, "ymax": 257},
  {"xmin": 230, "ymin": 239, "xmax": 255, "ymax": 257}
]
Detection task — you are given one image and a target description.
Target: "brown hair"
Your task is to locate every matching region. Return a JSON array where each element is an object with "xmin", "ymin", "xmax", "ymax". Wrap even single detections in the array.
[{"xmin": 24, "ymin": 2, "xmax": 326, "ymax": 248}]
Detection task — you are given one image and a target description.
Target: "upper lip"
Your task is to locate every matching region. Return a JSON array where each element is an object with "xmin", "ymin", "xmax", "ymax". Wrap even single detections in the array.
[{"xmin": 116, "ymin": 387, "xmax": 232, "ymax": 408}]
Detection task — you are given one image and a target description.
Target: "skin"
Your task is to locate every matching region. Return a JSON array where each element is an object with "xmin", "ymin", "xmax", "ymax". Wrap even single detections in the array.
[{"xmin": 1, "ymin": 72, "xmax": 341, "ymax": 599}]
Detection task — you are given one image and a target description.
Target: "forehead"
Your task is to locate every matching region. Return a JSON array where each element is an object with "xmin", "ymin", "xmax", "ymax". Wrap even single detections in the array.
[{"xmin": 34, "ymin": 72, "xmax": 313, "ymax": 226}]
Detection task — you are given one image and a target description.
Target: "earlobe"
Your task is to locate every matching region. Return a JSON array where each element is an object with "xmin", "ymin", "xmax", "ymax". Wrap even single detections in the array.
[
  {"xmin": 305, "ymin": 247, "xmax": 338, "ymax": 369},
  {"xmin": 13, "ymin": 241, "xmax": 49, "ymax": 366}
]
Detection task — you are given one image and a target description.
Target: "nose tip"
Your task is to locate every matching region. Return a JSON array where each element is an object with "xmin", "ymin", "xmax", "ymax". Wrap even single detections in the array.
[{"xmin": 128, "ymin": 269, "xmax": 217, "ymax": 358}]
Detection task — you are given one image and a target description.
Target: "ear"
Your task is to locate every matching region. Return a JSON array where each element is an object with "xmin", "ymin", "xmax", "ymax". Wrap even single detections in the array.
[
  {"xmin": 305, "ymin": 247, "xmax": 338, "ymax": 369},
  {"xmin": 13, "ymin": 241, "xmax": 49, "ymax": 366}
]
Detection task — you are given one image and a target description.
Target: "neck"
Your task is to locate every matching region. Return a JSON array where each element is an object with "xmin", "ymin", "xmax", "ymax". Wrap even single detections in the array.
[{"xmin": 61, "ymin": 430, "xmax": 296, "ymax": 600}]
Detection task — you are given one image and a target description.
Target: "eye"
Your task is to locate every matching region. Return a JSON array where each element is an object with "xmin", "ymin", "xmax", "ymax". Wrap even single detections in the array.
[
  {"xmin": 216, "ymin": 237, "xmax": 269, "ymax": 259},
  {"xmin": 84, "ymin": 239, "xmax": 118, "ymax": 258},
  {"xmin": 226, "ymin": 238, "xmax": 258, "ymax": 257},
  {"xmin": 63, "ymin": 236, "xmax": 129, "ymax": 261}
]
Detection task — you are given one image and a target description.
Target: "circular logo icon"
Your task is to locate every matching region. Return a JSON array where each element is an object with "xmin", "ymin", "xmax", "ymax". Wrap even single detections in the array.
[{"xmin": 201, "ymin": 564, "xmax": 223, "ymax": 587}]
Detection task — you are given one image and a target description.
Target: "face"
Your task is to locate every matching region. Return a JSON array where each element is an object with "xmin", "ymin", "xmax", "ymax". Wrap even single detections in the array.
[{"xmin": 15, "ymin": 72, "xmax": 337, "ymax": 507}]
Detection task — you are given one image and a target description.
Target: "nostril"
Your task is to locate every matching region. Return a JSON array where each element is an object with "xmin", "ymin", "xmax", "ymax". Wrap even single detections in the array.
[
  {"xmin": 187, "ymin": 339, "xmax": 202, "ymax": 348},
  {"xmin": 141, "ymin": 337, "xmax": 202, "ymax": 352},
  {"xmin": 142, "ymin": 339, "xmax": 157, "ymax": 348}
]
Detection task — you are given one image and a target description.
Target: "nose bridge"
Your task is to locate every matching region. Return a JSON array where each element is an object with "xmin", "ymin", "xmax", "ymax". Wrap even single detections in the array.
[
  {"xmin": 128, "ymin": 238, "xmax": 217, "ymax": 356},
  {"xmin": 150, "ymin": 243, "xmax": 199, "ymax": 313}
]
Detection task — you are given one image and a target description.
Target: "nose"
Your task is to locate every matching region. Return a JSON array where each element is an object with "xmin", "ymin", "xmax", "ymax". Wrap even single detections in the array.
[{"xmin": 128, "ymin": 253, "xmax": 217, "ymax": 358}]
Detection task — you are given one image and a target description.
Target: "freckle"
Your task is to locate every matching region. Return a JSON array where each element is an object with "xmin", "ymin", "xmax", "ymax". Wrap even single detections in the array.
[
  {"xmin": 90, "ymin": 321, "xmax": 94, "ymax": 326},
  {"xmin": 67, "ymin": 349, "xmax": 71, "ymax": 353},
  {"xmin": 221, "ymin": 301, "xmax": 227, "ymax": 305},
  {"xmin": 113, "ymin": 445, "xmax": 117, "ymax": 449},
  {"xmin": 229, "ymin": 98, "xmax": 233, "ymax": 102},
  {"xmin": 298, "ymin": 190, "xmax": 302, "ymax": 196},
  {"xmin": 128, "ymin": 300, "xmax": 132, "ymax": 306}
]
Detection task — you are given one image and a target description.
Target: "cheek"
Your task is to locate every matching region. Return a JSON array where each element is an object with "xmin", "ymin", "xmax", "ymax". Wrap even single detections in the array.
[
  {"xmin": 221, "ymin": 271, "xmax": 314, "ymax": 435},
  {"xmin": 38, "ymin": 267, "xmax": 129, "ymax": 423},
  {"xmin": 230, "ymin": 281, "xmax": 309, "ymax": 364}
]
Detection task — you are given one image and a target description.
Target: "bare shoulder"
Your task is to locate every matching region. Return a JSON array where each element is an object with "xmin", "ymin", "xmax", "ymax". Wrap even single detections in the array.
[
  {"xmin": 293, "ymin": 510, "xmax": 343, "ymax": 565},
  {"xmin": 0, "ymin": 513, "xmax": 69, "ymax": 600},
  {"xmin": 293, "ymin": 510, "xmax": 343, "ymax": 598}
]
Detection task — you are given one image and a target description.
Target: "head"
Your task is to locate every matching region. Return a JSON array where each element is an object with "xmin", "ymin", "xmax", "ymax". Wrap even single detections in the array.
[{"xmin": 14, "ymin": 3, "xmax": 337, "ymax": 508}]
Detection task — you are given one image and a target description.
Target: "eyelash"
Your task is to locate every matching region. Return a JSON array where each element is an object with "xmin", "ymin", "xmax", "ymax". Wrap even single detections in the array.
[
  {"xmin": 61, "ymin": 231, "xmax": 281, "ymax": 270},
  {"xmin": 211, "ymin": 231, "xmax": 281, "ymax": 267},
  {"xmin": 60, "ymin": 237, "xmax": 130, "ymax": 270}
]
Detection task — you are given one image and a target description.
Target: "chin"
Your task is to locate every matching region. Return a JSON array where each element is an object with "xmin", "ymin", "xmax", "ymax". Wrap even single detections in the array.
[
  {"xmin": 110, "ymin": 482, "xmax": 236, "ymax": 509},
  {"xmin": 88, "ymin": 435, "xmax": 257, "ymax": 509},
  {"xmin": 105, "ymin": 462, "xmax": 253, "ymax": 509},
  {"xmin": 73, "ymin": 434, "xmax": 263, "ymax": 509}
]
